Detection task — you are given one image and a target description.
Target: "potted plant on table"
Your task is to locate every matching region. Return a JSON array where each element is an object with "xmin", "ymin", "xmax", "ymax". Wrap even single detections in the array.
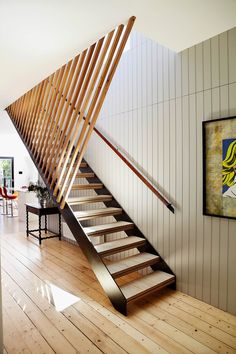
[{"xmin": 28, "ymin": 182, "xmax": 51, "ymax": 208}]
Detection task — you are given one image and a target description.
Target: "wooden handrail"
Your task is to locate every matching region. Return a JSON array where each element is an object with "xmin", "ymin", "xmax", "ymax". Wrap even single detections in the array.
[{"xmin": 92, "ymin": 126, "xmax": 175, "ymax": 213}]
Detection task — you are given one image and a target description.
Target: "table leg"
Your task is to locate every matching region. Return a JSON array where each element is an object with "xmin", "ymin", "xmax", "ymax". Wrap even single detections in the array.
[
  {"xmin": 26, "ymin": 208, "xmax": 29, "ymax": 237},
  {"xmin": 45, "ymin": 214, "xmax": 47, "ymax": 233},
  {"xmin": 59, "ymin": 213, "xmax": 61, "ymax": 241},
  {"xmin": 2, "ymin": 199, "xmax": 6, "ymax": 215},
  {"xmin": 39, "ymin": 215, "xmax": 42, "ymax": 245}
]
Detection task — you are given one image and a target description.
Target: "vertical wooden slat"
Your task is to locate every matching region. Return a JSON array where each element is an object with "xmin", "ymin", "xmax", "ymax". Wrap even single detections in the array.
[
  {"xmin": 14, "ymin": 99, "xmax": 21, "ymax": 121},
  {"xmin": 27, "ymin": 80, "xmax": 47, "ymax": 148},
  {"xmin": 15, "ymin": 95, "xmax": 26, "ymax": 129},
  {"xmin": 10, "ymin": 100, "xmax": 16, "ymax": 118},
  {"xmin": 15, "ymin": 96, "xmax": 23, "ymax": 126},
  {"xmin": 22, "ymin": 88, "xmax": 36, "ymax": 138},
  {"xmin": 26, "ymin": 82, "xmax": 45, "ymax": 146},
  {"xmin": 18, "ymin": 93, "xmax": 28, "ymax": 134},
  {"xmin": 23, "ymin": 88, "xmax": 38, "ymax": 140},
  {"xmin": 10, "ymin": 101, "xmax": 16, "ymax": 117},
  {"xmin": 21, "ymin": 89, "xmax": 34, "ymax": 139},
  {"xmin": 23, "ymin": 86, "xmax": 39, "ymax": 144}
]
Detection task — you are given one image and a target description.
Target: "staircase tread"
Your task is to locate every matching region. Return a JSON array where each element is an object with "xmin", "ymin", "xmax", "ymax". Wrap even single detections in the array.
[
  {"xmin": 74, "ymin": 207, "xmax": 122, "ymax": 220},
  {"xmin": 67, "ymin": 195, "xmax": 112, "ymax": 205},
  {"xmin": 95, "ymin": 236, "xmax": 146, "ymax": 256},
  {"xmin": 72, "ymin": 183, "xmax": 103, "ymax": 190},
  {"xmin": 84, "ymin": 221, "xmax": 134, "ymax": 236},
  {"xmin": 107, "ymin": 252, "xmax": 160, "ymax": 277},
  {"xmin": 76, "ymin": 172, "xmax": 95, "ymax": 178},
  {"xmin": 65, "ymin": 162, "xmax": 87, "ymax": 168},
  {"xmin": 64, "ymin": 162, "xmax": 87, "ymax": 168},
  {"xmin": 120, "ymin": 271, "xmax": 175, "ymax": 302}
]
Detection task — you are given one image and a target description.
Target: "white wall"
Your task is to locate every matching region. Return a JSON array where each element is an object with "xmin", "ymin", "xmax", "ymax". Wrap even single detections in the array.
[
  {"xmin": 0, "ymin": 110, "xmax": 38, "ymax": 353},
  {"xmin": 85, "ymin": 28, "xmax": 236, "ymax": 315},
  {"xmin": 0, "ymin": 110, "xmax": 38, "ymax": 189}
]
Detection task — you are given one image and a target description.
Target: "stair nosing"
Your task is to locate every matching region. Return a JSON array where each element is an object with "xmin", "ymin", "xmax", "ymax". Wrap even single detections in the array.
[
  {"xmin": 95, "ymin": 236, "xmax": 146, "ymax": 256},
  {"xmin": 75, "ymin": 172, "xmax": 95, "ymax": 178},
  {"xmin": 107, "ymin": 252, "xmax": 160, "ymax": 278},
  {"xmin": 84, "ymin": 221, "xmax": 134, "ymax": 236},
  {"xmin": 74, "ymin": 207, "xmax": 122, "ymax": 221},
  {"xmin": 120, "ymin": 271, "xmax": 175, "ymax": 302},
  {"xmin": 72, "ymin": 183, "xmax": 103, "ymax": 190},
  {"xmin": 67, "ymin": 195, "xmax": 112, "ymax": 205}
]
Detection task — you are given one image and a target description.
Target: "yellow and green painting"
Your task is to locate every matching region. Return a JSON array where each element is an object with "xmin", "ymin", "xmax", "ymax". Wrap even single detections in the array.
[
  {"xmin": 222, "ymin": 139, "xmax": 236, "ymax": 198},
  {"xmin": 204, "ymin": 117, "xmax": 236, "ymax": 218}
]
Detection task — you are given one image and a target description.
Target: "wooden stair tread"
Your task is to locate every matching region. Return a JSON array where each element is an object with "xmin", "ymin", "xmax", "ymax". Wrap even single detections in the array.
[
  {"xmin": 107, "ymin": 252, "xmax": 160, "ymax": 278},
  {"xmin": 72, "ymin": 183, "xmax": 103, "ymax": 190},
  {"xmin": 74, "ymin": 207, "xmax": 122, "ymax": 220},
  {"xmin": 67, "ymin": 195, "xmax": 112, "ymax": 205},
  {"xmin": 84, "ymin": 221, "xmax": 134, "ymax": 236},
  {"xmin": 120, "ymin": 271, "xmax": 175, "ymax": 302},
  {"xmin": 76, "ymin": 172, "xmax": 95, "ymax": 178},
  {"xmin": 79, "ymin": 162, "xmax": 87, "ymax": 168},
  {"xmin": 95, "ymin": 236, "xmax": 146, "ymax": 256},
  {"xmin": 64, "ymin": 162, "xmax": 87, "ymax": 168}
]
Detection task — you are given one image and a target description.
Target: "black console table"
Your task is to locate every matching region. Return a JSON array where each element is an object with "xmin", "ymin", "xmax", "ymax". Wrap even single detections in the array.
[{"xmin": 26, "ymin": 203, "xmax": 61, "ymax": 245}]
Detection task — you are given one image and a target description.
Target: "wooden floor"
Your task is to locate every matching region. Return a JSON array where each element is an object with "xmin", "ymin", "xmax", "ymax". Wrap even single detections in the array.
[{"xmin": 1, "ymin": 221, "xmax": 236, "ymax": 353}]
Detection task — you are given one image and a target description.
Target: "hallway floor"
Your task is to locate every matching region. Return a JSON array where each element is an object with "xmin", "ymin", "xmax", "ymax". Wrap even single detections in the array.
[{"xmin": 1, "ymin": 216, "xmax": 236, "ymax": 353}]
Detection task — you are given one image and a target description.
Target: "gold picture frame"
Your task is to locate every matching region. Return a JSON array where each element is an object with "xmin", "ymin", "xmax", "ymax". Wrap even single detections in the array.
[{"xmin": 203, "ymin": 116, "xmax": 236, "ymax": 219}]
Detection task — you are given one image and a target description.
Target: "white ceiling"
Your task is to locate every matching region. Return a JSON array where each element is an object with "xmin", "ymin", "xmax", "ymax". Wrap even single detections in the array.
[{"xmin": 0, "ymin": 0, "xmax": 236, "ymax": 110}]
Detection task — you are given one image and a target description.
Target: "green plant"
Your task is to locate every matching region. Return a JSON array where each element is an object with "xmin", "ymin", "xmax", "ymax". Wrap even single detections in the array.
[{"xmin": 28, "ymin": 182, "xmax": 50, "ymax": 201}]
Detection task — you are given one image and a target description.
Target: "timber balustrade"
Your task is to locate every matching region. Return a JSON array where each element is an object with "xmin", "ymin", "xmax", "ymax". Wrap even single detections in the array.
[{"xmin": 6, "ymin": 16, "xmax": 136, "ymax": 209}]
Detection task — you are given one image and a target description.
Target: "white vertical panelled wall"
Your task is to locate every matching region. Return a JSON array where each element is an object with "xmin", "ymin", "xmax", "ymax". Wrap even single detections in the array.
[{"xmin": 84, "ymin": 28, "xmax": 236, "ymax": 315}]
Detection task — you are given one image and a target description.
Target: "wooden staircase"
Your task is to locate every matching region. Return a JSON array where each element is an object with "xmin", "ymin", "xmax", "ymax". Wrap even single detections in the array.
[
  {"xmin": 63, "ymin": 159, "xmax": 175, "ymax": 313},
  {"xmin": 5, "ymin": 15, "xmax": 175, "ymax": 314},
  {"xmin": 6, "ymin": 122, "xmax": 176, "ymax": 318}
]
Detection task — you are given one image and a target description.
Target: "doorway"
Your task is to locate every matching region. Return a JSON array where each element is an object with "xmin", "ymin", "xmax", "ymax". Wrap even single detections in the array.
[{"xmin": 0, "ymin": 157, "xmax": 14, "ymax": 190}]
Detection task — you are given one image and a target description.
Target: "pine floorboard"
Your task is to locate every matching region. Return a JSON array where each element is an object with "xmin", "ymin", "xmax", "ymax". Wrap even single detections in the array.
[{"xmin": 1, "ymin": 230, "xmax": 236, "ymax": 354}]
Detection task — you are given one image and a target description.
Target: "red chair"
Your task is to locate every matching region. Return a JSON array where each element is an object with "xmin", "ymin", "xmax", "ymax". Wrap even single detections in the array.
[
  {"xmin": 2, "ymin": 187, "xmax": 17, "ymax": 217},
  {"xmin": 0, "ymin": 187, "xmax": 6, "ymax": 214}
]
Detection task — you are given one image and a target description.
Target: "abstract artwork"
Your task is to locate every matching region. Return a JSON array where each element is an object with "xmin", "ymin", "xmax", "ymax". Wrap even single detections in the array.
[{"xmin": 203, "ymin": 116, "xmax": 236, "ymax": 219}]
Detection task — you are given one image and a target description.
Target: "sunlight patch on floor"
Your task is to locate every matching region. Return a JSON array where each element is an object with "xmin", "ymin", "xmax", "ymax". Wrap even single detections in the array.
[{"xmin": 47, "ymin": 283, "xmax": 80, "ymax": 311}]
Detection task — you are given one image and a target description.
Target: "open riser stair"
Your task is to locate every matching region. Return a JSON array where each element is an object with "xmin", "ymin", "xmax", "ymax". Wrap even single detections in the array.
[
  {"xmin": 5, "ymin": 16, "xmax": 175, "ymax": 315},
  {"xmin": 65, "ymin": 160, "xmax": 175, "ymax": 311}
]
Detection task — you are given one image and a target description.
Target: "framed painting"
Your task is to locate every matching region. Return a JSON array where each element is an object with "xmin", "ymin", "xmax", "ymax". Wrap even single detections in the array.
[{"xmin": 203, "ymin": 116, "xmax": 236, "ymax": 219}]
